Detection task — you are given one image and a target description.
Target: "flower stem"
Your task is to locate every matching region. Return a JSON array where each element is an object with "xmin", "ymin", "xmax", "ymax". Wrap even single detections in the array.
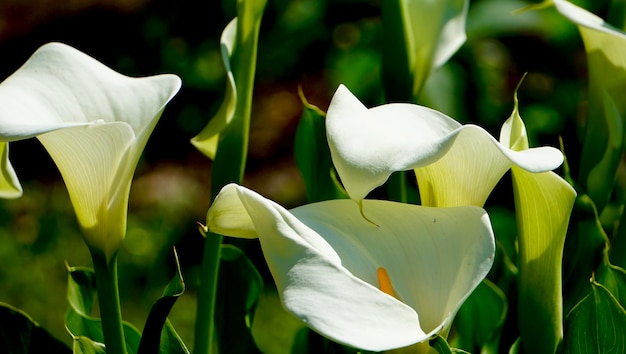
[
  {"xmin": 193, "ymin": 233, "xmax": 222, "ymax": 354},
  {"xmin": 91, "ymin": 251, "xmax": 127, "ymax": 354}
]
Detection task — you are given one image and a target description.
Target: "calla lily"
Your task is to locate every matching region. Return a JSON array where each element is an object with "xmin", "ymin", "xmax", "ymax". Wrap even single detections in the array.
[
  {"xmin": 207, "ymin": 183, "xmax": 495, "ymax": 351},
  {"xmin": 0, "ymin": 42, "xmax": 181, "ymax": 260},
  {"xmin": 501, "ymin": 89, "xmax": 576, "ymax": 353},
  {"xmin": 326, "ymin": 84, "xmax": 563, "ymax": 207},
  {"xmin": 550, "ymin": 0, "xmax": 626, "ymax": 212}
]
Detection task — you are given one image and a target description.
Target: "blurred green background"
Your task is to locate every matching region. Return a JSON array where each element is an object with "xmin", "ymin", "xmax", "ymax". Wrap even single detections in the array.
[{"xmin": 0, "ymin": 0, "xmax": 610, "ymax": 351}]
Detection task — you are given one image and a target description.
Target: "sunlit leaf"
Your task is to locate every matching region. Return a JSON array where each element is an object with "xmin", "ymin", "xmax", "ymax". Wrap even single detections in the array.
[
  {"xmin": 451, "ymin": 279, "xmax": 507, "ymax": 354},
  {"xmin": 72, "ymin": 336, "xmax": 106, "ymax": 354},
  {"xmin": 65, "ymin": 266, "xmax": 141, "ymax": 354}
]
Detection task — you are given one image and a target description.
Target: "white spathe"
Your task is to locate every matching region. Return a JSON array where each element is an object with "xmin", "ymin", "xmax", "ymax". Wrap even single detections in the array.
[
  {"xmin": 326, "ymin": 84, "xmax": 564, "ymax": 206},
  {"xmin": 208, "ymin": 183, "xmax": 495, "ymax": 351}
]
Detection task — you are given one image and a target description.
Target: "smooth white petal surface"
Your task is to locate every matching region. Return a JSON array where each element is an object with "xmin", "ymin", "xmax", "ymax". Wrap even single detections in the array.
[
  {"xmin": 327, "ymin": 84, "xmax": 461, "ymax": 201},
  {"xmin": 327, "ymin": 85, "xmax": 563, "ymax": 204},
  {"xmin": 208, "ymin": 183, "xmax": 495, "ymax": 351}
]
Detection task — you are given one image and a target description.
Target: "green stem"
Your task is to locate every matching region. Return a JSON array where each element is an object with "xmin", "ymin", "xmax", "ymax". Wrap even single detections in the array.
[
  {"xmin": 193, "ymin": 233, "xmax": 222, "ymax": 354},
  {"xmin": 91, "ymin": 251, "xmax": 127, "ymax": 354},
  {"xmin": 193, "ymin": 1, "xmax": 265, "ymax": 353},
  {"xmin": 381, "ymin": 0, "xmax": 415, "ymax": 103},
  {"xmin": 387, "ymin": 171, "xmax": 409, "ymax": 203}
]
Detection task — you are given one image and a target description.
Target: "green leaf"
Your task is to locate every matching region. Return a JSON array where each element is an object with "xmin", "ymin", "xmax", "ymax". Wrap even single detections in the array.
[
  {"xmin": 562, "ymin": 281, "xmax": 626, "ymax": 353},
  {"xmin": 582, "ymin": 89, "xmax": 624, "ymax": 213},
  {"xmin": 72, "ymin": 336, "xmax": 106, "ymax": 354},
  {"xmin": 215, "ymin": 244, "xmax": 263, "ymax": 353},
  {"xmin": 137, "ymin": 249, "xmax": 188, "ymax": 354},
  {"xmin": 381, "ymin": 0, "xmax": 413, "ymax": 102},
  {"xmin": 294, "ymin": 87, "xmax": 348, "ymax": 203},
  {"xmin": 251, "ymin": 285, "xmax": 307, "ymax": 354},
  {"xmin": 0, "ymin": 302, "xmax": 71, "ymax": 354},
  {"xmin": 451, "ymin": 279, "xmax": 507, "ymax": 354},
  {"xmin": 562, "ymin": 195, "xmax": 608, "ymax": 315},
  {"xmin": 430, "ymin": 335, "xmax": 470, "ymax": 354},
  {"xmin": 596, "ymin": 257, "xmax": 626, "ymax": 309},
  {"xmin": 65, "ymin": 266, "xmax": 141, "ymax": 354}
]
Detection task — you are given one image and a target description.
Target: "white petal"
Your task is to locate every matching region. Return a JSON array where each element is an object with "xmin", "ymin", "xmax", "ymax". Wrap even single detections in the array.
[
  {"xmin": 292, "ymin": 199, "xmax": 495, "ymax": 334},
  {"xmin": 37, "ymin": 122, "xmax": 135, "ymax": 258},
  {"xmin": 326, "ymin": 85, "xmax": 563, "ymax": 204},
  {"xmin": 326, "ymin": 84, "xmax": 461, "ymax": 201},
  {"xmin": 552, "ymin": 0, "xmax": 609, "ymax": 33},
  {"xmin": 0, "ymin": 42, "xmax": 181, "ymax": 140},
  {"xmin": 213, "ymin": 185, "xmax": 426, "ymax": 351},
  {"xmin": 207, "ymin": 183, "xmax": 258, "ymax": 239},
  {"xmin": 416, "ymin": 125, "xmax": 563, "ymax": 207}
]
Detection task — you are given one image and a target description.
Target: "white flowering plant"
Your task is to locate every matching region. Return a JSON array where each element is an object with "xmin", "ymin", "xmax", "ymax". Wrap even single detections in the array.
[{"xmin": 0, "ymin": 1, "xmax": 624, "ymax": 354}]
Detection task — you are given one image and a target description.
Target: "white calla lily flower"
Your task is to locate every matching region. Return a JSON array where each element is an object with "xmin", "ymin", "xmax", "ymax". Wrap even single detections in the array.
[
  {"xmin": 326, "ymin": 84, "xmax": 563, "ymax": 206},
  {"xmin": 0, "ymin": 42, "xmax": 181, "ymax": 260},
  {"xmin": 208, "ymin": 183, "xmax": 495, "ymax": 351},
  {"xmin": 500, "ymin": 83, "xmax": 576, "ymax": 353}
]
